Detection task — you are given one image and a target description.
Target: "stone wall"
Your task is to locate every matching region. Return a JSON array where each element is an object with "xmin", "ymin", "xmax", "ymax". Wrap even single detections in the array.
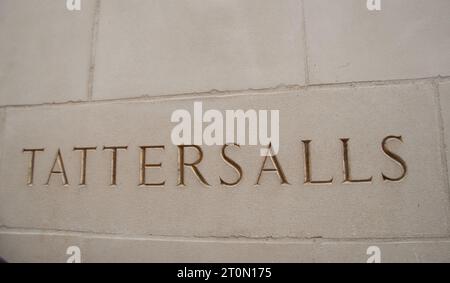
[{"xmin": 1, "ymin": 0, "xmax": 450, "ymax": 262}]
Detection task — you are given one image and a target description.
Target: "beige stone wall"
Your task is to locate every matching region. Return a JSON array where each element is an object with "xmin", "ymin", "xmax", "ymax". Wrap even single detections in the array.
[{"xmin": 1, "ymin": 0, "xmax": 450, "ymax": 262}]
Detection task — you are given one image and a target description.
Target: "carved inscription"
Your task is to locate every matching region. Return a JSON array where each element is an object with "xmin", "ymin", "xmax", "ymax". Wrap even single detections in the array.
[{"xmin": 21, "ymin": 135, "xmax": 407, "ymax": 188}]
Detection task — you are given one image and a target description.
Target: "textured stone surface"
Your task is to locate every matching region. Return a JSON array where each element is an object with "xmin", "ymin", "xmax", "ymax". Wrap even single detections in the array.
[
  {"xmin": 304, "ymin": 0, "xmax": 450, "ymax": 84},
  {"xmin": 0, "ymin": 82, "xmax": 447, "ymax": 238},
  {"xmin": 0, "ymin": 0, "xmax": 96, "ymax": 105},
  {"xmin": 1, "ymin": 1, "xmax": 450, "ymax": 262},
  {"xmin": 92, "ymin": 0, "xmax": 306, "ymax": 100}
]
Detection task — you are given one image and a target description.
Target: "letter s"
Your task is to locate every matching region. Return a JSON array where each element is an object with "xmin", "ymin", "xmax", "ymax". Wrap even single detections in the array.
[{"xmin": 381, "ymin": 135, "xmax": 407, "ymax": 182}]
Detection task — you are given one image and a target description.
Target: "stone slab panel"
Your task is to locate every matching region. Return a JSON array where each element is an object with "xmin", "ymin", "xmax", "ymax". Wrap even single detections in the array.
[
  {"xmin": 304, "ymin": 0, "xmax": 450, "ymax": 84},
  {"xmin": 92, "ymin": 0, "xmax": 306, "ymax": 100},
  {"xmin": 0, "ymin": 83, "xmax": 448, "ymax": 238},
  {"xmin": 0, "ymin": 0, "xmax": 96, "ymax": 105}
]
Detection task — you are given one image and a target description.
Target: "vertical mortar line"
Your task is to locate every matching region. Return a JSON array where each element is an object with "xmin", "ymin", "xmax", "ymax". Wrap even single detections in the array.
[
  {"xmin": 433, "ymin": 78, "xmax": 450, "ymax": 234},
  {"xmin": 87, "ymin": 0, "xmax": 102, "ymax": 101},
  {"xmin": 300, "ymin": 0, "xmax": 310, "ymax": 87}
]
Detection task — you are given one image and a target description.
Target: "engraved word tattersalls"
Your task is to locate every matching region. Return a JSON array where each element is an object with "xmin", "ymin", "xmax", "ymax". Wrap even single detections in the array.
[{"xmin": 22, "ymin": 135, "xmax": 407, "ymax": 187}]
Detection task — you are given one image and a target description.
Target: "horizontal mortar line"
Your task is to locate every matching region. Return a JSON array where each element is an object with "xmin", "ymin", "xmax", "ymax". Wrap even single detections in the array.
[
  {"xmin": 1, "ymin": 84, "xmax": 304, "ymax": 109},
  {"xmin": 0, "ymin": 85, "xmax": 303, "ymax": 110},
  {"xmin": 1, "ymin": 75, "xmax": 449, "ymax": 110},
  {"xmin": 306, "ymin": 76, "xmax": 445, "ymax": 89},
  {"xmin": 0, "ymin": 226, "xmax": 449, "ymax": 244}
]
